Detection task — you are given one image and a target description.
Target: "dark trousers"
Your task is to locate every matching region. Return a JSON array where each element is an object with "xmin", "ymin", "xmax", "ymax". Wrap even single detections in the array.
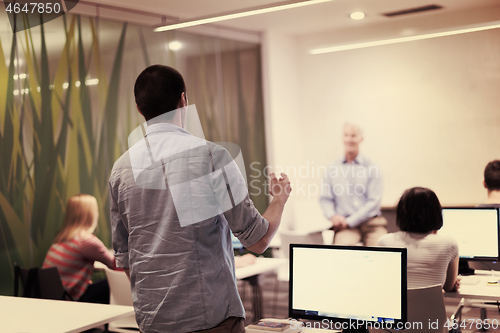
[{"xmin": 78, "ymin": 279, "xmax": 110, "ymax": 304}]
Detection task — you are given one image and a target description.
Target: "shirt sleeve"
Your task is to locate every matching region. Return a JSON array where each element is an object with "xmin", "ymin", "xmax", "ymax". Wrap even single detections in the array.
[
  {"xmin": 448, "ymin": 237, "xmax": 459, "ymax": 263},
  {"xmin": 345, "ymin": 167, "xmax": 383, "ymax": 227},
  {"xmin": 319, "ymin": 170, "xmax": 337, "ymax": 220},
  {"xmin": 79, "ymin": 234, "xmax": 116, "ymax": 269},
  {"xmin": 377, "ymin": 232, "xmax": 394, "ymax": 247},
  {"xmin": 209, "ymin": 144, "xmax": 269, "ymax": 248},
  {"xmin": 109, "ymin": 178, "xmax": 130, "ymax": 268}
]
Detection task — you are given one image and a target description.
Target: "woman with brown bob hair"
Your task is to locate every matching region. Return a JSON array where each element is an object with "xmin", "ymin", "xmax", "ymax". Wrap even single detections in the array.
[
  {"xmin": 43, "ymin": 194, "xmax": 116, "ymax": 303},
  {"xmin": 378, "ymin": 187, "xmax": 460, "ymax": 292}
]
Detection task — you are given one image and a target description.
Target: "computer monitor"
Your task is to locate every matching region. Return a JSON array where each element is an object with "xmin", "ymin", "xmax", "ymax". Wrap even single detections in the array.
[
  {"xmin": 439, "ymin": 207, "xmax": 500, "ymax": 274},
  {"xmin": 231, "ymin": 233, "xmax": 244, "ymax": 252},
  {"xmin": 289, "ymin": 244, "xmax": 407, "ymax": 333}
]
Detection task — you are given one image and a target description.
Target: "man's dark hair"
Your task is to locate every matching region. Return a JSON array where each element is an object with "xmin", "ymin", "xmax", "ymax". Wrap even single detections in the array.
[
  {"xmin": 134, "ymin": 65, "xmax": 186, "ymax": 121},
  {"xmin": 396, "ymin": 187, "xmax": 443, "ymax": 233},
  {"xmin": 484, "ymin": 160, "xmax": 500, "ymax": 191}
]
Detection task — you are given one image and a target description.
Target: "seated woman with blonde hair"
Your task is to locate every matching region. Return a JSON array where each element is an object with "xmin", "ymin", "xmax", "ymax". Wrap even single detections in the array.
[
  {"xmin": 378, "ymin": 187, "xmax": 460, "ymax": 292},
  {"xmin": 43, "ymin": 194, "xmax": 116, "ymax": 303}
]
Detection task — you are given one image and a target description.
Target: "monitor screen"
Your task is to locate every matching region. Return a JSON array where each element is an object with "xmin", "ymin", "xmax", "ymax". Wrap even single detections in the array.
[
  {"xmin": 289, "ymin": 244, "xmax": 407, "ymax": 330},
  {"xmin": 231, "ymin": 233, "xmax": 244, "ymax": 250},
  {"xmin": 440, "ymin": 207, "xmax": 499, "ymax": 260}
]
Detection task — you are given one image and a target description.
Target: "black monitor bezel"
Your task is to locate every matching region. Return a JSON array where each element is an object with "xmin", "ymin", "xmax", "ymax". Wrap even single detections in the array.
[
  {"xmin": 288, "ymin": 244, "xmax": 407, "ymax": 326},
  {"xmin": 441, "ymin": 207, "xmax": 500, "ymax": 261}
]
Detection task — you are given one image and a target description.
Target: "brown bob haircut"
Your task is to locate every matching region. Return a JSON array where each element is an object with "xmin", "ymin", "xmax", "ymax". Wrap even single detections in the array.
[
  {"xmin": 484, "ymin": 160, "xmax": 500, "ymax": 191},
  {"xmin": 396, "ymin": 187, "xmax": 443, "ymax": 233}
]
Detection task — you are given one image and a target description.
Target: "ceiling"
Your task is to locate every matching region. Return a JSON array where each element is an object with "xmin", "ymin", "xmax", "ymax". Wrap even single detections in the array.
[
  {"xmin": 82, "ymin": 0, "xmax": 500, "ymax": 36},
  {"xmin": 1, "ymin": 0, "xmax": 499, "ymax": 61}
]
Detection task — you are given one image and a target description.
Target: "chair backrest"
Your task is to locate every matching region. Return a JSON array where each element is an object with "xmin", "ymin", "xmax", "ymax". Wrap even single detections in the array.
[
  {"xmin": 370, "ymin": 284, "xmax": 447, "ymax": 333},
  {"xmin": 102, "ymin": 266, "xmax": 133, "ymax": 306},
  {"xmin": 406, "ymin": 284, "xmax": 447, "ymax": 333},
  {"xmin": 102, "ymin": 266, "xmax": 140, "ymax": 332},
  {"xmin": 14, "ymin": 264, "xmax": 71, "ymax": 300},
  {"xmin": 279, "ymin": 230, "xmax": 324, "ymax": 259}
]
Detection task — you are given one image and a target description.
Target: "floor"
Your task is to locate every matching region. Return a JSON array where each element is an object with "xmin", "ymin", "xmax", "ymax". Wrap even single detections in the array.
[{"xmin": 238, "ymin": 272, "xmax": 500, "ymax": 333}]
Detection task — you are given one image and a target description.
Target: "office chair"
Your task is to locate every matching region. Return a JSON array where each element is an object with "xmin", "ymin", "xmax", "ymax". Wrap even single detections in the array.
[
  {"xmin": 406, "ymin": 284, "xmax": 448, "ymax": 333},
  {"xmin": 102, "ymin": 265, "xmax": 139, "ymax": 332},
  {"xmin": 14, "ymin": 264, "xmax": 73, "ymax": 301},
  {"xmin": 371, "ymin": 284, "xmax": 464, "ymax": 333}
]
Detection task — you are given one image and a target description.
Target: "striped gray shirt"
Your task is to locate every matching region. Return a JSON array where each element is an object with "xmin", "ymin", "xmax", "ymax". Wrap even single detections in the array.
[
  {"xmin": 378, "ymin": 231, "xmax": 458, "ymax": 289},
  {"xmin": 109, "ymin": 123, "xmax": 269, "ymax": 333}
]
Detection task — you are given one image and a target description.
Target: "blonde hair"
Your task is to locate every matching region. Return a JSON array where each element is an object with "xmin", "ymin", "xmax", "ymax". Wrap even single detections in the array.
[{"xmin": 54, "ymin": 194, "xmax": 99, "ymax": 243}]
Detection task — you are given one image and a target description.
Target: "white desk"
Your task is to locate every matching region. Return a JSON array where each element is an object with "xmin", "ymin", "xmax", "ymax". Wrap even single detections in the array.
[
  {"xmin": 95, "ymin": 257, "xmax": 286, "ymax": 322},
  {"xmin": 0, "ymin": 295, "xmax": 134, "ymax": 333},
  {"xmin": 235, "ymin": 257, "xmax": 287, "ymax": 280},
  {"xmin": 246, "ymin": 318, "xmax": 340, "ymax": 333},
  {"xmin": 95, "ymin": 257, "xmax": 287, "ymax": 279},
  {"xmin": 237, "ymin": 258, "xmax": 287, "ymax": 321},
  {"xmin": 444, "ymin": 270, "xmax": 500, "ymax": 301}
]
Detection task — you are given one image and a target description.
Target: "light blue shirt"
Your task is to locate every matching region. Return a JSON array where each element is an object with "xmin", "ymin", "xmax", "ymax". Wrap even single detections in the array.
[
  {"xmin": 319, "ymin": 154, "xmax": 383, "ymax": 227},
  {"xmin": 109, "ymin": 123, "xmax": 269, "ymax": 333}
]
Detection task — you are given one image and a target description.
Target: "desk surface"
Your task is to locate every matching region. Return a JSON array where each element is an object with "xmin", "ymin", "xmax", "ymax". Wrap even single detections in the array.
[
  {"xmin": 96, "ymin": 257, "xmax": 287, "ymax": 280},
  {"xmin": 445, "ymin": 270, "xmax": 500, "ymax": 301},
  {"xmin": 0, "ymin": 296, "xmax": 134, "ymax": 333},
  {"xmin": 235, "ymin": 257, "xmax": 287, "ymax": 280},
  {"xmin": 246, "ymin": 319, "xmax": 341, "ymax": 333}
]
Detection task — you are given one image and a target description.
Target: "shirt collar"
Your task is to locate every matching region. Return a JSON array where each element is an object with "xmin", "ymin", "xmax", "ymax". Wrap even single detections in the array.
[
  {"xmin": 145, "ymin": 122, "xmax": 190, "ymax": 136},
  {"xmin": 342, "ymin": 154, "xmax": 363, "ymax": 165}
]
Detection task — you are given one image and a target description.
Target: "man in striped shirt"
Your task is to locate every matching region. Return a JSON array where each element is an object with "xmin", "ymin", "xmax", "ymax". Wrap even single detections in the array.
[{"xmin": 110, "ymin": 65, "xmax": 291, "ymax": 333}]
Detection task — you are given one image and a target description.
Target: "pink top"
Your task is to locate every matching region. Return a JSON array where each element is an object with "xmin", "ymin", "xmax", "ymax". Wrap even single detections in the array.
[{"xmin": 43, "ymin": 233, "xmax": 115, "ymax": 300}]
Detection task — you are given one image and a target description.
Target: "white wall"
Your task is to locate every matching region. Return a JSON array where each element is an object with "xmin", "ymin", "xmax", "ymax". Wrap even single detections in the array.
[
  {"xmin": 263, "ymin": 24, "xmax": 500, "ymax": 230},
  {"xmin": 262, "ymin": 31, "xmax": 331, "ymax": 231}
]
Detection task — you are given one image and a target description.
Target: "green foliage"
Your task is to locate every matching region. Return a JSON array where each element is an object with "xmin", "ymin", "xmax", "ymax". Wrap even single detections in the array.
[
  {"xmin": 0, "ymin": 14, "xmax": 132, "ymax": 295},
  {"xmin": 0, "ymin": 13, "xmax": 267, "ymax": 298}
]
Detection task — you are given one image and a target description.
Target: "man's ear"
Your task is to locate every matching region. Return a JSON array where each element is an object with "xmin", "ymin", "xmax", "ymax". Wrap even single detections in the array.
[
  {"xmin": 136, "ymin": 104, "xmax": 143, "ymax": 116},
  {"xmin": 483, "ymin": 180, "xmax": 488, "ymax": 189},
  {"xmin": 178, "ymin": 92, "xmax": 188, "ymax": 108}
]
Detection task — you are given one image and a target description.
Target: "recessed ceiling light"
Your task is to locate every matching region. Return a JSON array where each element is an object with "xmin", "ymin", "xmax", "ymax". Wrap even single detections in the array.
[
  {"xmin": 168, "ymin": 41, "xmax": 183, "ymax": 51},
  {"xmin": 350, "ymin": 12, "xmax": 365, "ymax": 20}
]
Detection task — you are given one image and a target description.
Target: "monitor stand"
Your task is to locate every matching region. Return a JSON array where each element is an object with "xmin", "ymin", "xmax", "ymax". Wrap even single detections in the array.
[{"xmin": 459, "ymin": 258, "xmax": 475, "ymax": 276}]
